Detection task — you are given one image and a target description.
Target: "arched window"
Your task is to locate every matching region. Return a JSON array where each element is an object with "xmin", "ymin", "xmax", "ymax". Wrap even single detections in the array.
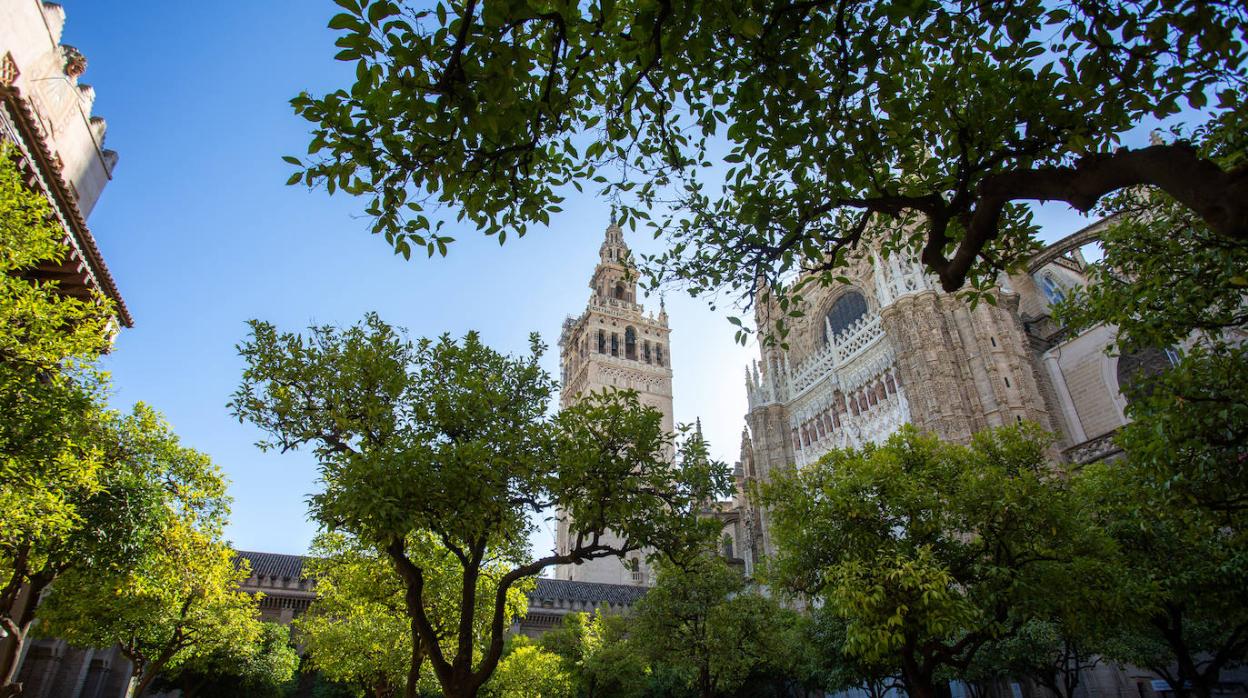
[
  {"xmin": 825, "ymin": 291, "xmax": 868, "ymax": 343},
  {"xmin": 625, "ymin": 327, "xmax": 637, "ymax": 359},
  {"xmin": 654, "ymin": 343, "xmax": 663, "ymax": 366},
  {"xmin": 644, "ymin": 341, "xmax": 652, "ymax": 363},
  {"xmin": 598, "ymin": 330, "xmax": 606, "ymax": 353},
  {"xmin": 1040, "ymin": 273, "xmax": 1066, "ymax": 304},
  {"xmin": 1116, "ymin": 347, "xmax": 1175, "ymax": 403},
  {"xmin": 611, "ymin": 333, "xmax": 619, "ymax": 357},
  {"xmin": 614, "ymin": 282, "xmax": 626, "ymax": 300}
]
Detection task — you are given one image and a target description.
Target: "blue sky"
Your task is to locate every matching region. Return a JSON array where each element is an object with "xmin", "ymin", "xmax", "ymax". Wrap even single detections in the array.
[{"xmin": 64, "ymin": 2, "xmax": 1106, "ymax": 556}]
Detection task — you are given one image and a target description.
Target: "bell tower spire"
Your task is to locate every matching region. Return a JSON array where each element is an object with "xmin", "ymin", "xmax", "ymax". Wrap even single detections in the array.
[
  {"xmin": 554, "ymin": 214, "xmax": 675, "ymax": 587},
  {"xmin": 592, "ymin": 218, "xmax": 636, "ymax": 304}
]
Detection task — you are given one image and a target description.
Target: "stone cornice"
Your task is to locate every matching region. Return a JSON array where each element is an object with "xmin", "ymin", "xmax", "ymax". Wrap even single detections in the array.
[{"xmin": 0, "ymin": 80, "xmax": 131, "ymax": 326}]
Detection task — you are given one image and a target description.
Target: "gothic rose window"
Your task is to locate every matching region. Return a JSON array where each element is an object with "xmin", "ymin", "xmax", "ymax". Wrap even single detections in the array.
[{"xmin": 825, "ymin": 291, "xmax": 868, "ymax": 343}]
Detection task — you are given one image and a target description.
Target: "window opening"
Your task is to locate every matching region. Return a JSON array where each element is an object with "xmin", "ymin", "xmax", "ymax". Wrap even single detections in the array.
[
  {"xmin": 825, "ymin": 291, "xmax": 869, "ymax": 343},
  {"xmin": 1040, "ymin": 273, "xmax": 1066, "ymax": 304}
]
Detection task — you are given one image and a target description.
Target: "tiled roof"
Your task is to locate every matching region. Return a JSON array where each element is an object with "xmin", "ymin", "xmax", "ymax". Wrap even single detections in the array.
[
  {"xmin": 236, "ymin": 551, "xmax": 307, "ymax": 580},
  {"xmin": 232, "ymin": 551, "xmax": 648, "ymax": 607},
  {"xmin": 530, "ymin": 578, "xmax": 649, "ymax": 606},
  {"xmin": 0, "ymin": 84, "xmax": 132, "ymax": 327}
]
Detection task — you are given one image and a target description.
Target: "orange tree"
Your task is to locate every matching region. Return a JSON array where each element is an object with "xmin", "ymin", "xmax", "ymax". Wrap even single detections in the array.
[
  {"xmin": 231, "ymin": 314, "xmax": 727, "ymax": 698},
  {"xmin": 758, "ymin": 426, "xmax": 1116, "ymax": 698},
  {"xmin": 288, "ymin": 0, "xmax": 1244, "ymax": 328}
]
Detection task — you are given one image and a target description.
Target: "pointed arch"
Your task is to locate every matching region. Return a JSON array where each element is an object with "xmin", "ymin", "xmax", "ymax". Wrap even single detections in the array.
[{"xmin": 824, "ymin": 290, "xmax": 869, "ymax": 344}]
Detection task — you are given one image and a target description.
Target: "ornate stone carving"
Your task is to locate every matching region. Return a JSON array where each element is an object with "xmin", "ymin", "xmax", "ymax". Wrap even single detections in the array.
[
  {"xmin": 1063, "ymin": 431, "xmax": 1123, "ymax": 465},
  {"xmin": 0, "ymin": 52, "xmax": 19, "ymax": 87},
  {"xmin": 61, "ymin": 45, "xmax": 87, "ymax": 78}
]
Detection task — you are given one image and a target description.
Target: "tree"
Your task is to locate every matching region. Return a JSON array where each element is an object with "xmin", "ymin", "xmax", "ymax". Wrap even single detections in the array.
[
  {"xmin": 633, "ymin": 553, "xmax": 796, "ymax": 698},
  {"xmin": 2, "ymin": 403, "xmax": 228, "ymax": 697},
  {"xmin": 38, "ymin": 521, "xmax": 262, "ymax": 697},
  {"xmin": 1032, "ymin": 107, "xmax": 1247, "ymax": 698},
  {"xmin": 1057, "ymin": 109, "xmax": 1248, "ymax": 515},
  {"xmin": 538, "ymin": 611, "xmax": 650, "ymax": 698},
  {"xmin": 1078, "ymin": 463, "xmax": 1248, "ymax": 698},
  {"xmin": 33, "ymin": 407, "xmax": 256, "ymax": 697},
  {"xmin": 231, "ymin": 316, "xmax": 727, "ymax": 698},
  {"xmin": 482, "ymin": 636, "xmax": 575, "ymax": 698},
  {"xmin": 298, "ymin": 533, "xmax": 411, "ymax": 698},
  {"xmin": 0, "ymin": 142, "xmax": 112, "ymax": 372},
  {"xmin": 802, "ymin": 606, "xmax": 901, "ymax": 698},
  {"xmin": 288, "ymin": 0, "xmax": 1245, "ymax": 327},
  {"xmin": 152, "ymin": 621, "xmax": 300, "ymax": 698},
  {"xmin": 758, "ymin": 425, "xmax": 1113, "ymax": 698},
  {"xmin": 297, "ymin": 531, "xmax": 531, "ymax": 697},
  {"xmin": 0, "ymin": 144, "xmax": 115, "ymax": 694},
  {"xmin": 963, "ymin": 618, "xmax": 1109, "ymax": 698}
]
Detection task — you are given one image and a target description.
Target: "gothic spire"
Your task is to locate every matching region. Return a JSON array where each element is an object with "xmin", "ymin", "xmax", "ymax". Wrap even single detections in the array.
[{"xmin": 599, "ymin": 214, "xmax": 629, "ymax": 265}]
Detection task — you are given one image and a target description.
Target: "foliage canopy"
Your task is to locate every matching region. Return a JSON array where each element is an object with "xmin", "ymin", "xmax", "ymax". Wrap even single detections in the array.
[
  {"xmin": 232, "ymin": 315, "xmax": 727, "ymax": 697},
  {"xmin": 291, "ymin": 0, "xmax": 1246, "ymax": 333},
  {"xmin": 758, "ymin": 425, "xmax": 1113, "ymax": 698}
]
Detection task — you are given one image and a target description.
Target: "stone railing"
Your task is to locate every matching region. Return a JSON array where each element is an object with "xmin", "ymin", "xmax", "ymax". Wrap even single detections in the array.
[
  {"xmin": 1064, "ymin": 430, "xmax": 1123, "ymax": 465},
  {"xmin": 589, "ymin": 297, "xmax": 650, "ymax": 318},
  {"xmin": 832, "ymin": 315, "xmax": 883, "ymax": 363},
  {"xmin": 788, "ymin": 315, "xmax": 884, "ymax": 396},
  {"xmin": 793, "ymin": 386, "xmax": 909, "ymax": 467}
]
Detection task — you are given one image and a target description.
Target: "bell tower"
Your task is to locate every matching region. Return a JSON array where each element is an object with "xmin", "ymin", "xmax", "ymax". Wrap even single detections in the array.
[{"xmin": 554, "ymin": 218, "xmax": 674, "ymax": 585}]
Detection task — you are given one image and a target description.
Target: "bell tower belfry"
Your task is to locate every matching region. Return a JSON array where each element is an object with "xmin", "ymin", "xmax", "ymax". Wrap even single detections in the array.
[{"xmin": 554, "ymin": 218, "xmax": 674, "ymax": 586}]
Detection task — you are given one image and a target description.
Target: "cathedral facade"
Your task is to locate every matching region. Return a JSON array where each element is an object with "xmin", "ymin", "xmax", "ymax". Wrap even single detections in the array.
[
  {"xmin": 553, "ymin": 219, "xmax": 674, "ymax": 586},
  {"xmin": 731, "ymin": 220, "xmax": 1146, "ymax": 575}
]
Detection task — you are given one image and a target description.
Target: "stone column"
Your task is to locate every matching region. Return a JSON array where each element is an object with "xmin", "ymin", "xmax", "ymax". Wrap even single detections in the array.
[
  {"xmin": 881, "ymin": 289, "xmax": 1055, "ymax": 445},
  {"xmin": 879, "ymin": 291, "xmax": 983, "ymax": 443},
  {"xmin": 80, "ymin": 656, "xmax": 114, "ymax": 698},
  {"xmin": 15, "ymin": 641, "xmax": 64, "ymax": 698}
]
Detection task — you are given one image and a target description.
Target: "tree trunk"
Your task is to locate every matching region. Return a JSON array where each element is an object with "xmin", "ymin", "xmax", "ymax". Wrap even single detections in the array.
[
  {"xmin": 1187, "ymin": 674, "xmax": 1214, "ymax": 698},
  {"xmin": 698, "ymin": 663, "xmax": 713, "ymax": 698},
  {"xmin": 900, "ymin": 650, "xmax": 938, "ymax": 698},
  {"xmin": 0, "ymin": 623, "xmax": 26, "ymax": 698},
  {"xmin": 440, "ymin": 682, "xmax": 480, "ymax": 698},
  {"xmin": 1058, "ymin": 650, "xmax": 1085, "ymax": 698},
  {"xmin": 405, "ymin": 617, "xmax": 422, "ymax": 698},
  {"xmin": 0, "ymin": 575, "xmax": 49, "ymax": 698},
  {"xmin": 131, "ymin": 652, "xmax": 175, "ymax": 697}
]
